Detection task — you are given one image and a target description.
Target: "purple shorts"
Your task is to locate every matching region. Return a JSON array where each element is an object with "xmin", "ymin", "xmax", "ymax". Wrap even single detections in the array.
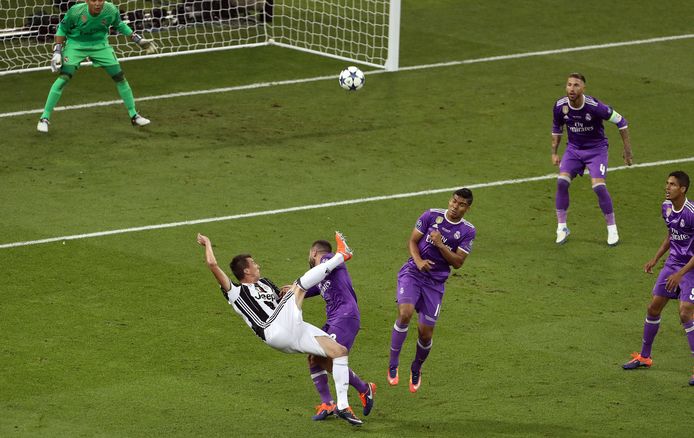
[
  {"xmin": 396, "ymin": 264, "xmax": 445, "ymax": 326},
  {"xmin": 322, "ymin": 317, "xmax": 360, "ymax": 351},
  {"xmin": 560, "ymin": 145, "xmax": 609, "ymax": 179},
  {"xmin": 652, "ymin": 261, "xmax": 694, "ymax": 303}
]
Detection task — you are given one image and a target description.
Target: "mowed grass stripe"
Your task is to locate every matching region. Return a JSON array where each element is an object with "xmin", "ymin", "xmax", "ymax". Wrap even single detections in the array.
[
  {"xmin": 1, "ymin": 33, "xmax": 693, "ymax": 119},
  {"xmin": 2, "ymin": 156, "xmax": 692, "ymax": 250}
]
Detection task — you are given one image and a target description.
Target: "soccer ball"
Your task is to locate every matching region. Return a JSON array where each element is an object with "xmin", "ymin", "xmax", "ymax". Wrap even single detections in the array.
[{"xmin": 339, "ymin": 66, "xmax": 365, "ymax": 91}]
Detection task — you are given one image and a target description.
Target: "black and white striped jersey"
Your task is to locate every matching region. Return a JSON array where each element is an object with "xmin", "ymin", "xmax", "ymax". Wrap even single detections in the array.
[{"xmin": 221, "ymin": 278, "xmax": 287, "ymax": 340}]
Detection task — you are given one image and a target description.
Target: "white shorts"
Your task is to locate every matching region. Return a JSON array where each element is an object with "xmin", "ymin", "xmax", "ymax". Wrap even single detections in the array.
[{"xmin": 264, "ymin": 293, "xmax": 329, "ymax": 356}]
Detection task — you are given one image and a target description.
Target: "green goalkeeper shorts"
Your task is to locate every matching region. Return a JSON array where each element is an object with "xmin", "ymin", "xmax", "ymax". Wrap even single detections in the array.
[{"xmin": 62, "ymin": 45, "xmax": 119, "ymax": 68}]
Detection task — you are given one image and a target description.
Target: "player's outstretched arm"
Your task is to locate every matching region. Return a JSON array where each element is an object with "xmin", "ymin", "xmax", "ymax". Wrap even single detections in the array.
[
  {"xmin": 197, "ymin": 233, "xmax": 232, "ymax": 291},
  {"xmin": 132, "ymin": 33, "xmax": 158, "ymax": 54}
]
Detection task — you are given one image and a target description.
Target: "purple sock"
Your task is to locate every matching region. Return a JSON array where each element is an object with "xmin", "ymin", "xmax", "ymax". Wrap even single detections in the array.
[
  {"xmin": 556, "ymin": 178, "xmax": 570, "ymax": 212},
  {"xmin": 556, "ymin": 209, "xmax": 568, "ymax": 224},
  {"xmin": 309, "ymin": 364, "xmax": 333, "ymax": 404},
  {"xmin": 389, "ymin": 320, "xmax": 409, "ymax": 368},
  {"xmin": 348, "ymin": 368, "xmax": 368, "ymax": 393},
  {"xmin": 683, "ymin": 321, "xmax": 694, "ymax": 357},
  {"xmin": 411, "ymin": 338, "xmax": 432, "ymax": 373},
  {"xmin": 641, "ymin": 314, "xmax": 661, "ymax": 358},
  {"xmin": 592, "ymin": 184, "xmax": 615, "ymax": 224}
]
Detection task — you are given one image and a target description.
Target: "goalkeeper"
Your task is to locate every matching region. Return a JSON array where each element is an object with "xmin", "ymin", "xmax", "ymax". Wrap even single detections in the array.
[{"xmin": 37, "ymin": 0, "xmax": 157, "ymax": 133}]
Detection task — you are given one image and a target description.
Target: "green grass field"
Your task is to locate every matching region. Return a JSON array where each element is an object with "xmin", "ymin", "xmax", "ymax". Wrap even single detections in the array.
[{"xmin": 2, "ymin": 1, "xmax": 694, "ymax": 436}]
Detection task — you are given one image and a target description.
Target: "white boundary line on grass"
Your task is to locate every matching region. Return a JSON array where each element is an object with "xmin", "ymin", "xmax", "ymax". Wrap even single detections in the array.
[
  {"xmin": 1, "ymin": 33, "xmax": 693, "ymax": 119},
  {"xmin": 2, "ymin": 157, "xmax": 693, "ymax": 249}
]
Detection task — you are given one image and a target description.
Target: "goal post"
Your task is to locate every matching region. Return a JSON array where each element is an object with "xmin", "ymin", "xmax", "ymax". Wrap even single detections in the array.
[{"xmin": 0, "ymin": 0, "xmax": 400, "ymax": 76}]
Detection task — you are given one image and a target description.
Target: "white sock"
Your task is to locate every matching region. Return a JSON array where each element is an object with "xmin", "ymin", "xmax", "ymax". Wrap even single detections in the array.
[
  {"xmin": 332, "ymin": 356, "xmax": 350, "ymax": 410},
  {"xmin": 297, "ymin": 253, "xmax": 345, "ymax": 290},
  {"xmin": 607, "ymin": 224, "xmax": 618, "ymax": 233}
]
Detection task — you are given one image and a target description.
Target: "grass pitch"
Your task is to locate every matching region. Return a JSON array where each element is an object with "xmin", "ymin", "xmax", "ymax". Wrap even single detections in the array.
[{"xmin": 2, "ymin": 1, "xmax": 694, "ymax": 436}]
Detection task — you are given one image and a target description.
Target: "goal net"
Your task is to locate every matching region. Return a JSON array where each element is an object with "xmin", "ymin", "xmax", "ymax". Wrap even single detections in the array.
[{"xmin": 0, "ymin": 0, "xmax": 400, "ymax": 75}]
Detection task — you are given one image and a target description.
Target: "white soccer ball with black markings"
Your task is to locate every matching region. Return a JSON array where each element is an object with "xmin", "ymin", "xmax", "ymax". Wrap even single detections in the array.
[{"xmin": 339, "ymin": 66, "xmax": 365, "ymax": 91}]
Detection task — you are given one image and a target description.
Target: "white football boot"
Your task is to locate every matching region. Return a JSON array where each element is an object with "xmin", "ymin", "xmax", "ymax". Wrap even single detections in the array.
[
  {"xmin": 131, "ymin": 114, "xmax": 151, "ymax": 127},
  {"xmin": 37, "ymin": 118, "xmax": 49, "ymax": 133},
  {"xmin": 556, "ymin": 225, "xmax": 570, "ymax": 245},
  {"xmin": 607, "ymin": 225, "xmax": 619, "ymax": 246}
]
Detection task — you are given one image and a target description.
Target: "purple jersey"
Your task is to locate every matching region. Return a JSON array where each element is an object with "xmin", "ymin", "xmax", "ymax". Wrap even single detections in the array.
[
  {"xmin": 306, "ymin": 253, "xmax": 360, "ymax": 323},
  {"xmin": 552, "ymin": 95, "xmax": 627, "ymax": 150},
  {"xmin": 405, "ymin": 208, "xmax": 476, "ymax": 283},
  {"xmin": 662, "ymin": 199, "xmax": 694, "ymax": 266}
]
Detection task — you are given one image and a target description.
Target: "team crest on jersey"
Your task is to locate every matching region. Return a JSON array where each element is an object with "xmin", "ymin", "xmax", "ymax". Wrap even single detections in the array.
[
  {"xmin": 585, "ymin": 113, "xmax": 592, "ymax": 121},
  {"xmin": 562, "ymin": 105, "xmax": 569, "ymax": 115},
  {"xmin": 454, "ymin": 231, "xmax": 461, "ymax": 239},
  {"xmin": 435, "ymin": 216, "xmax": 443, "ymax": 224},
  {"xmin": 81, "ymin": 14, "xmax": 87, "ymax": 23}
]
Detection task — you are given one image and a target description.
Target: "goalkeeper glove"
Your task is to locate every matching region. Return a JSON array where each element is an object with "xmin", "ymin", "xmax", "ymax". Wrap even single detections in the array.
[
  {"xmin": 132, "ymin": 34, "xmax": 158, "ymax": 54},
  {"xmin": 50, "ymin": 43, "xmax": 63, "ymax": 73}
]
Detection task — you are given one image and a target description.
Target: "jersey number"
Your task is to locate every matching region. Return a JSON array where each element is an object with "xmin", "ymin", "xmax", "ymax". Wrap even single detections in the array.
[{"xmin": 599, "ymin": 163, "xmax": 606, "ymax": 176}]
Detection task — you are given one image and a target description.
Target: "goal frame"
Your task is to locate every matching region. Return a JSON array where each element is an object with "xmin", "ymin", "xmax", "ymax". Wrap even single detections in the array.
[{"xmin": 0, "ymin": 0, "xmax": 400, "ymax": 76}]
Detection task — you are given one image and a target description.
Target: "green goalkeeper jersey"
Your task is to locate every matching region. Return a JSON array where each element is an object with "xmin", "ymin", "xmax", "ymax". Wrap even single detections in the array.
[{"xmin": 56, "ymin": 2, "xmax": 133, "ymax": 49}]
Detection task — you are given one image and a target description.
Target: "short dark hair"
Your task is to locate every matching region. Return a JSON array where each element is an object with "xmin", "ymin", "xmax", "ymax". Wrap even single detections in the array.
[
  {"xmin": 230, "ymin": 254, "xmax": 253, "ymax": 281},
  {"xmin": 670, "ymin": 171, "xmax": 690, "ymax": 193},
  {"xmin": 454, "ymin": 188, "xmax": 473, "ymax": 206},
  {"xmin": 311, "ymin": 240, "xmax": 332, "ymax": 254},
  {"xmin": 568, "ymin": 72, "xmax": 586, "ymax": 83}
]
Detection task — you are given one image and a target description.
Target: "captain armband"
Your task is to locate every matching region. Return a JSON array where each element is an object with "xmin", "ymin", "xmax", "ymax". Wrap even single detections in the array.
[{"xmin": 608, "ymin": 110, "xmax": 628, "ymax": 129}]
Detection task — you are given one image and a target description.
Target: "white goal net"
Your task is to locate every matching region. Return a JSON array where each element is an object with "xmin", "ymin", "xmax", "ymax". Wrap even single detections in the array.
[{"xmin": 0, "ymin": 0, "xmax": 400, "ymax": 75}]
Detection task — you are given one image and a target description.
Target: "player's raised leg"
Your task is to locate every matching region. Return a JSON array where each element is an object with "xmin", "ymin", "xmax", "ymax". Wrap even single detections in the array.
[{"xmin": 297, "ymin": 232, "xmax": 351, "ymax": 291}]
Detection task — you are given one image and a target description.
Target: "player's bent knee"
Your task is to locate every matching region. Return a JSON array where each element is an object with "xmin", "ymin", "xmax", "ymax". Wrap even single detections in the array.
[
  {"xmin": 110, "ymin": 71, "xmax": 125, "ymax": 82},
  {"xmin": 325, "ymin": 343, "xmax": 348, "ymax": 359},
  {"xmin": 398, "ymin": 309, "xmax": 414, "ymax": 323}
]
